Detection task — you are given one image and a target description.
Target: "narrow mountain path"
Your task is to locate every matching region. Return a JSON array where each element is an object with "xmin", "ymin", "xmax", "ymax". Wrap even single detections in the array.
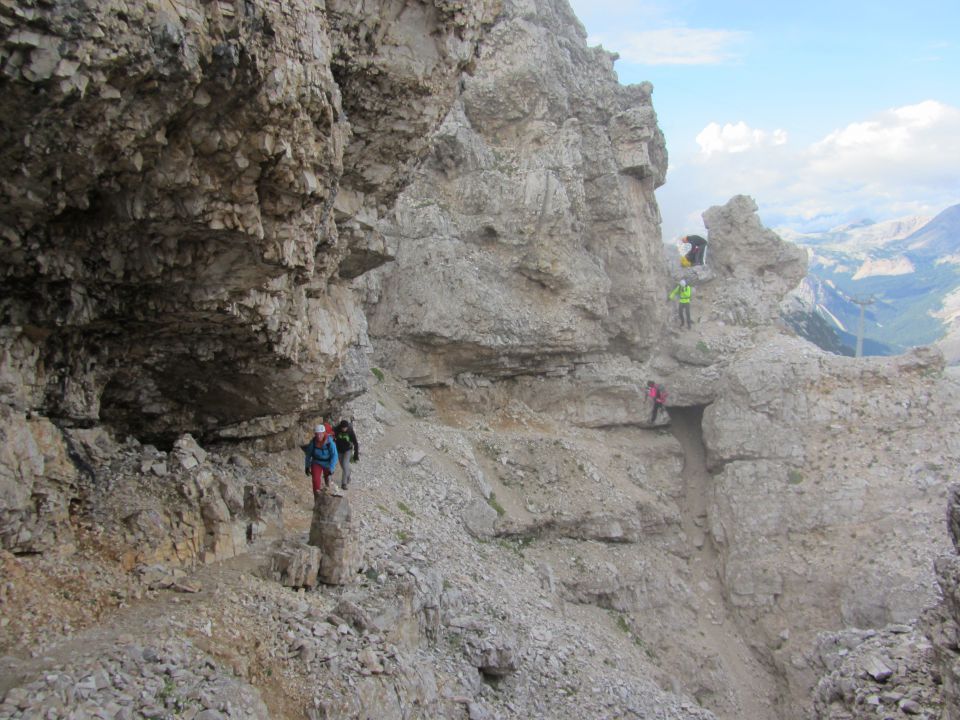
[
  {"xmin": 668, "ymin": 406, "xmax": 780, "ymax": 720},
  {"xmin": 0, "ymin": 549, "xmax": 306, "ymax": 717}
]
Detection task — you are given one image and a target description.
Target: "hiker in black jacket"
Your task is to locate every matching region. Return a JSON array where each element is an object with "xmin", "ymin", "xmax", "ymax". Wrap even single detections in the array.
[
  {"xmin": 333, "ymin": 419, "xmax": 360, "ymax": 490},
  {"xmin": 683, "ymin": 235, "xmax": 707, "ymax": 266}
]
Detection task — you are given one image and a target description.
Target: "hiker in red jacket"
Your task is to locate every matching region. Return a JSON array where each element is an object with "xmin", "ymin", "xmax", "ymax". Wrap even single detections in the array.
[
  {"xmin": 304, "ymin": 424, "xmax": 338, "ymax": 496},
  {"xmin": 647, "ymin": 381, "xmax": 667, "ymax": 424}
]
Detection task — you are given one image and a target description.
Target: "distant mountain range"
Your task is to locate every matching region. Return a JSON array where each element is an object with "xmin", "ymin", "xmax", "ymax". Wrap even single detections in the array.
[{"xmin": 779, "ymin": 204, "xmax": 960, "ymax": 361}]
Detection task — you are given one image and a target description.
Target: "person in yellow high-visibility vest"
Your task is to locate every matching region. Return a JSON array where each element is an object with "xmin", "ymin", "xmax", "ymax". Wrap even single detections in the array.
[{"xmin": 668, "ymin": 279, "xmax": 693, "ymax": 329}]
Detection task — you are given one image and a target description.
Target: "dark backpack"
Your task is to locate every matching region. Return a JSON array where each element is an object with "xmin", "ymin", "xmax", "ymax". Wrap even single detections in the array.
[{"xmin": 335, "ymin": 426, "xmax": 351, "ymax": 443}]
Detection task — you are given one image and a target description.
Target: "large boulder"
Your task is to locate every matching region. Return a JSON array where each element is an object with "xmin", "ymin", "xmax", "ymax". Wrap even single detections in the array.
[
  {"xmin": 309, "ymin": 493, "xmax": 361, "ymax": 584},
  {"xmin": 270, "ymin": 542, "xmax": 322, "ymax": 589},
  {"xmin": 701, "ymin": 194, "xmax": 809, "ymax": 327},
  {"xmin": 0, "ymin": 407, "xmax": 78, "ymax": 553}
]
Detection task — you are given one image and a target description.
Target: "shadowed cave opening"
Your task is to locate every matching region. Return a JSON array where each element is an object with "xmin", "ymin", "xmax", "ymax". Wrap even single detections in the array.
[{"xmin": 665, "ymin": 404, "xmax": 707, "ymax": 476}]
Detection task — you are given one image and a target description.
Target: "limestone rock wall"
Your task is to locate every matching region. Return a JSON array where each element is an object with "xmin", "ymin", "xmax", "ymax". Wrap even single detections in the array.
[
  {"xmin": 1, "ymin": 396, "xmax": 286, "ymax": 557},
  {"xmin": 808, "ymin": 486, "xmax": 960, "ymax": 719},
  {"xmin": 0, "ymin": 0, "xmax": 498, "ymax": 446},
  {"xmin": 921, "ymin": 484, "xmax": 960, "ymax": 719},
  {"xmin": 0, "ymin": 406, "xmax": 77, "ymax": 553},
  {"xmin": 362, "ymin": 0, "xmax": 668, "ymax": 386},
  {"xmin": 637, "ymin": 197, "xmax": 958, "ymax": 716},
  {"xmin": 701, "ymin": 337, "xmax": 958, "ymax": 714},
  {"xmin": 0, "ymin": 0, "xmax": 501, "ymax": 573}
]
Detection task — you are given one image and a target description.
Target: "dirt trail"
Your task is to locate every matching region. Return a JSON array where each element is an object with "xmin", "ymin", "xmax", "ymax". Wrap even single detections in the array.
[
  {"xmin": 668, "ymin": 406, "xmax": 779, "ymax": 720},
  {"xmin": 0, "ymin": 550, "xmax": 265, "ymax": 694}
]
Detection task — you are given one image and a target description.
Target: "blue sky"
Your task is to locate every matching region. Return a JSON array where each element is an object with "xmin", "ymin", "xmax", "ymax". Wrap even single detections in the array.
[{"xmin": 566, "ymin": 0, "xmax": 960, "ymax": 240}]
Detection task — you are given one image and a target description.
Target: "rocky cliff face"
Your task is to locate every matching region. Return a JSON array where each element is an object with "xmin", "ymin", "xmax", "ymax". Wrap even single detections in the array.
[
  {"xmin": 925, "ymin": 485, "xmax": 960, "ymax": 719},
  {"xmin": 2, "ymin": 1, "xmax": 959, "ymax": 720},
  {"xmin": 701, "ymin": 338, "xmax": 956, "ymax": 714},
  {"xmin": 0, "ymin": 0, "xmax": 498, "ymax": 446},
  {"xmin": 0, "ymin": 0, "xmax": 497, "ymax": 554},
  {"xmin": 361, "ymin": 0, "xmax": 668, "ymax": 386},
  {"xmin": 809, "ymin": 485, "xmax": 960, "ymax": 719}
]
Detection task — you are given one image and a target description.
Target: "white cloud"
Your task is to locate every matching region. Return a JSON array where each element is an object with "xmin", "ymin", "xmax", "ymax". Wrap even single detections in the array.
[
  {"xmin": 658, "ymin": 100, "xmax": 960, "ymax": 239},
  {"xmin": 696, "ymin": 121, "xmax": 787, "ymax": 155},
  {"xmin": 809, "ymin": 100, "xmax": 960, "ymax": 175},
  {"xmin": 589, "ymin": 28, "xmax": 748, "ymax": 65}
]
